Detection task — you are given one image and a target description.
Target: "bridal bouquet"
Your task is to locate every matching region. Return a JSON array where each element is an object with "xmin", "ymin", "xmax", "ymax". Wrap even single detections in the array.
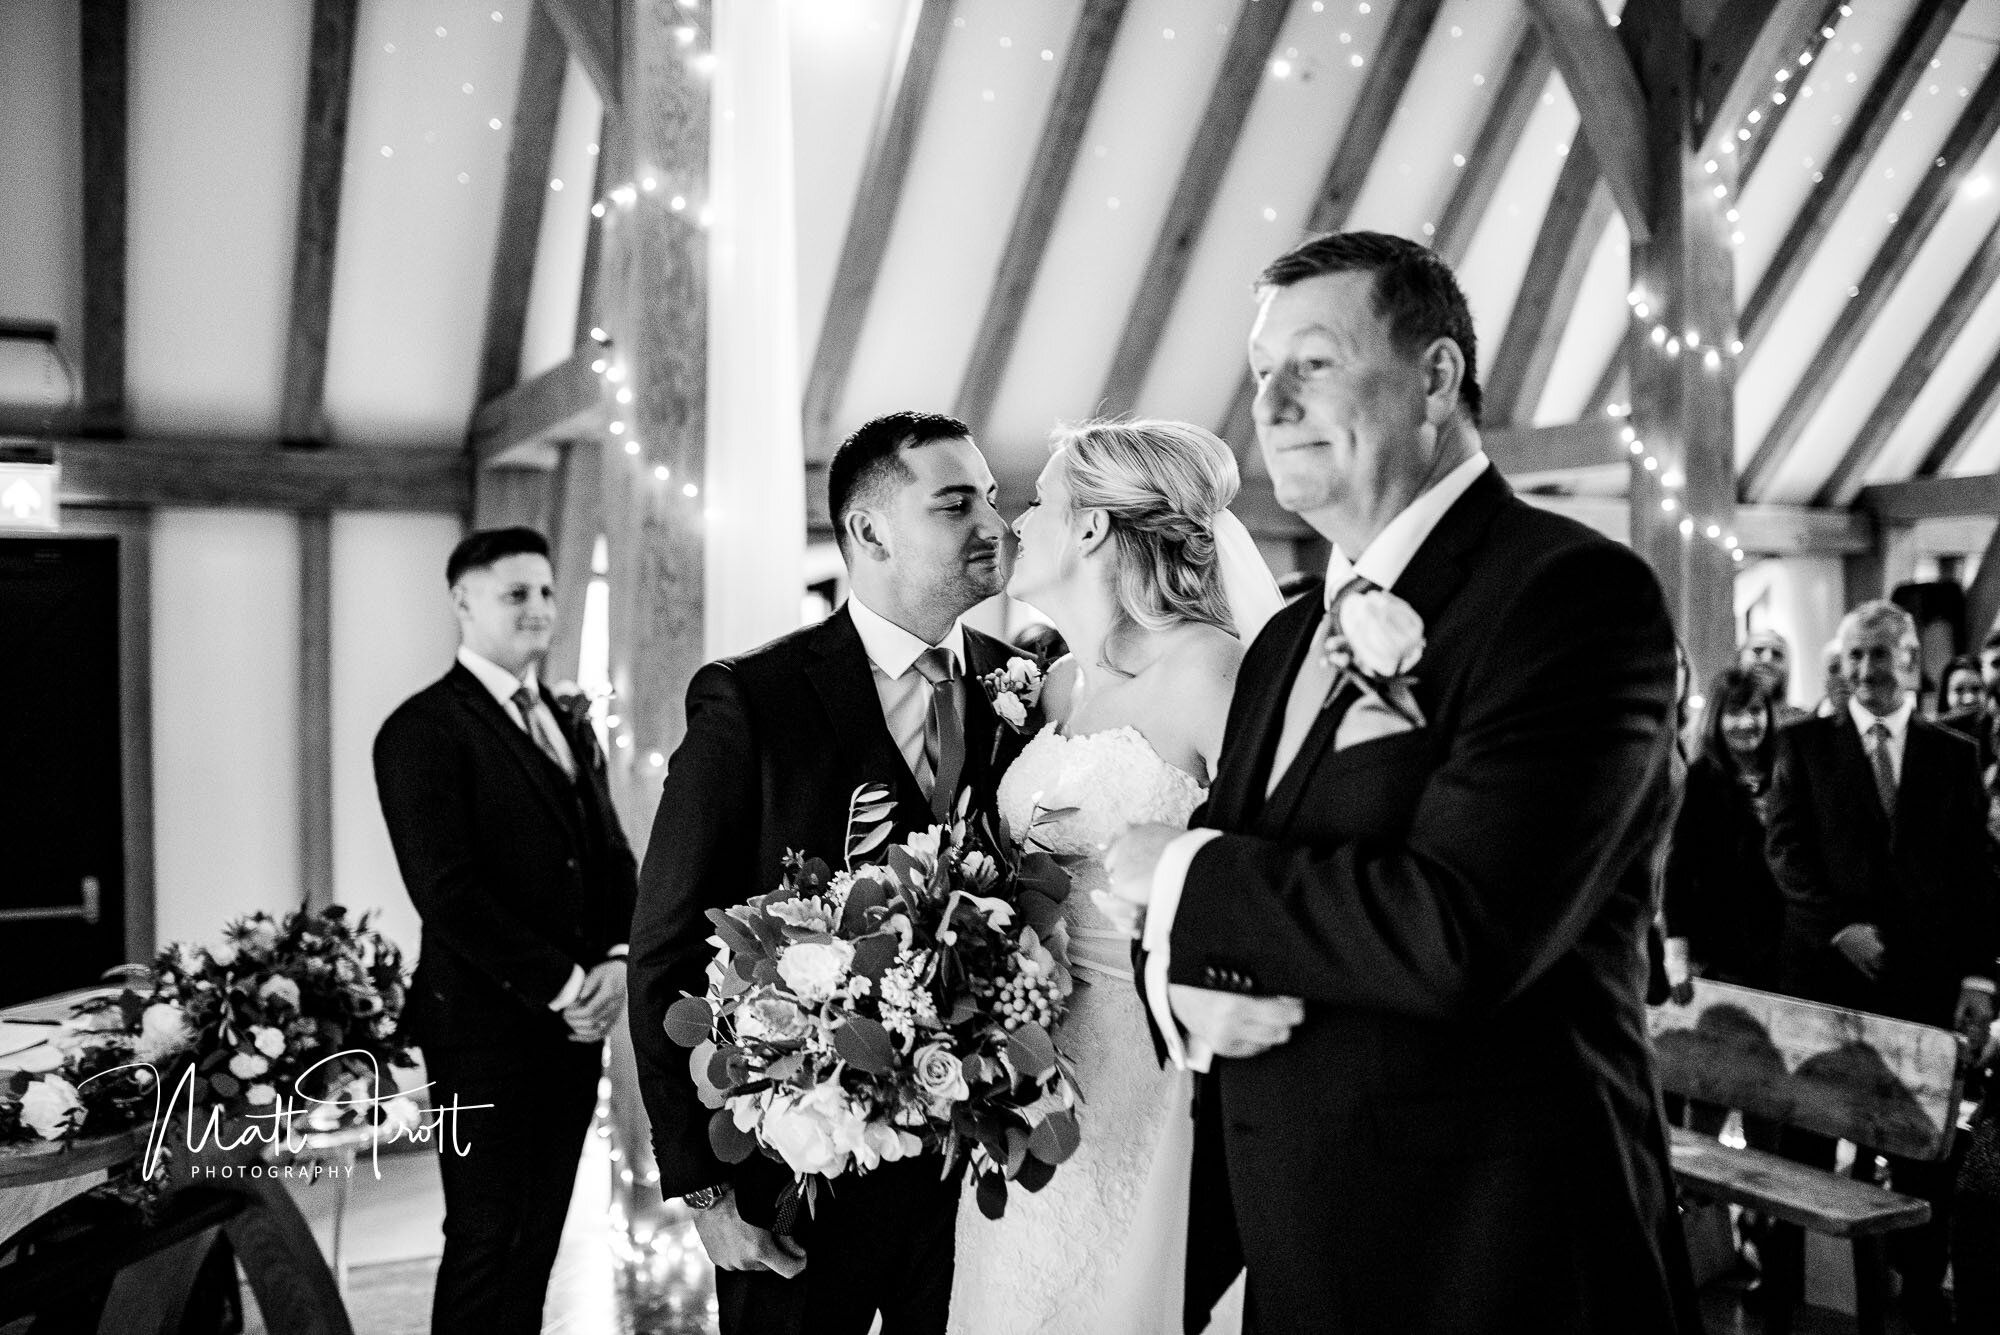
[
  {"xmin": 1, "ymin": 906, "xmax": 417, "ymax": 1148},
  {"xmin": 666, "ymin": 787, "xmax": 1081, "ymax": 1222}
]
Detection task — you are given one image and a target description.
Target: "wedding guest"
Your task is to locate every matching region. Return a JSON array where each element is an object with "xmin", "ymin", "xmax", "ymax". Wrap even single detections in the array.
[
  {"xmin": 1814, "ymin": 636, "xmax": 1851, "ymax": 718},
  {"xmin": 1942, "ymin": 655, "xmax": 1985, "ymax": 717},
  {"xmin": 1766, "ymin": 599, "xmax": 1999, "ymax": 1331},
  {"xmin": 373, "ymin": 527, "xmax": 637, "ymax": 1335},
  {"xmin": 1741, "ymin": 629, "xmax": 1808, "ymax": 727}
]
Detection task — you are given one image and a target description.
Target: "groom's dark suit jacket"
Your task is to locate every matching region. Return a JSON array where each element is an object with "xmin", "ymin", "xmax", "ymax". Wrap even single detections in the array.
[
  {"xmin": 1168, "ymin": 466, "xmax": 1699, "ymax": 1334},
  {"xmin": 630, "ymin": 605, "xmax": 1027, "ymax": 1334}
]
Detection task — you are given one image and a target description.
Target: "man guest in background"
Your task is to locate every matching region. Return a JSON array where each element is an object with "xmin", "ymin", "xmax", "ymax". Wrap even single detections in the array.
[
  {"xmin": 374, "ymin": 527, "xmax": 637, "ymax": 1335},
  {"xmin": 1741, "ymin": 628, "xmax": 1807, "ymax": 727},
  {"xmin": 1766, "ymin": 598, "xmax": 1999, "ymax": 1331}
]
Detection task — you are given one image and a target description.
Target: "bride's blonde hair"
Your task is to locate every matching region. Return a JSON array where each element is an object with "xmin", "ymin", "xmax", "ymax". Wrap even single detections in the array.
[{"xmin": 1051, "ymin": 419, "xmax": 1240, "ymax": 655}]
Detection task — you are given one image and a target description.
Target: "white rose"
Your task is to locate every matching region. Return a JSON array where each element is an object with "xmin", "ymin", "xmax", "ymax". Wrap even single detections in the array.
[
  {"xmin": 135, "ymin": 1002, "xmax": 192, "ymax": 1064},
  {"xmin": 776, "ymin": 940, "xmax": 855, "ymax": 1003},
  {"xmin": 251, "ymin": 1025, "xmax": 286, "ymax": 1059},
  {"xmin": 912, "ymin": 1043, "xmax": 969, "ymax": 1105},
  {"xmin": 209, "ymin": 940, "xmax": 239, "ymax": 968},
  {"xmin": 229, "ymin": 1052, "xmax": 270, "ymax": 1079},
  {"xmin": 760, "ymin": 1085, "xmax": 862, "ymax": 1177},
  {"xmin": 992, "ymin": 692, "xmax": 1027, "ymax": 728},
  {"xmin": 19, "ymin": 1075, "xmax": 84, "ymax": 1141},
  {"xmin": 735, "ymin": 996, "xmax": 811, "ymax": 1043},
  {"xmin": 244, "ymin": 1083, "xmax": 278, "ymax": 1107},
  {"xmin": 1338, "ymin": 589, "xmax": 1426, "ymax": 678},
  {"xmin": 258, "ymin": 977, "xmax": 301, "ymax": 1010}
]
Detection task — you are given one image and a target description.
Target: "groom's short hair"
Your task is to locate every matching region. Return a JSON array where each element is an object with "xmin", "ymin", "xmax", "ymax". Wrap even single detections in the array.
[
  {"xmin": 827, "ymin": 410, "xmax": 973, "ymax": 553},
  {"xmin": 446, "ymin": 526, "xmax": 550, "ymax": 586},
  {"xmin": 1257, "ymin": 231, "xmax": 1483, "ymax": 424}
]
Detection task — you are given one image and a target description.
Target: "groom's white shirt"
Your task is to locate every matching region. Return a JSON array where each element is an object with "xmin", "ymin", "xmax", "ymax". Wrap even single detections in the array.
[
  {"xmin": 845, "ymin": 590, "xmax": 968, "ymax": 781},
  {"xmin": 1143, "ymin": 451, "xmax": 1491, "ymax": 1070}
]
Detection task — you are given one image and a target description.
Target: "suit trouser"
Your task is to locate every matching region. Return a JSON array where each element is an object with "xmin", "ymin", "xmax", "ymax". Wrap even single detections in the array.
[
  {"xmin": 714, "ymin": 1162, "xmax": 960, "ymax": 1335},
  {"xmin": 425, "ymin": 1039, "xmax": 603, "ymax": 1335}
]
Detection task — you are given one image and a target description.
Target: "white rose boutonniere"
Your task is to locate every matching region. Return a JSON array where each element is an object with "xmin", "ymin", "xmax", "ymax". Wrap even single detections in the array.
[
  {"xmin": 1324, "ymin": 586, "xmax": 1427, "ymax": 727},
  {"xmin": 979, "ymin": 657, "xmax": 1045, "ymax": 734},
  {"xmin": 19, "ymin": 1074, "xmax": 85, "ymax": 1141}
]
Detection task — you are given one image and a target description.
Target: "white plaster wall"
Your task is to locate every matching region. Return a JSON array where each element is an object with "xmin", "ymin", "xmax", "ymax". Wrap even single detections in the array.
[
  {"xmin": 329, "ymin": 513, "xmax": 463, "ymax": 965},
  {"xmin": 150, "ymin": 510, "xmax": 301, "ymax": 946}
]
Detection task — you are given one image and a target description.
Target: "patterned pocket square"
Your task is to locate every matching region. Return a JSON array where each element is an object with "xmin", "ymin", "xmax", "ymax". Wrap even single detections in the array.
[{"xmin": 1335, "ymin": 693, "xmax": 1424, "ymax": 750}]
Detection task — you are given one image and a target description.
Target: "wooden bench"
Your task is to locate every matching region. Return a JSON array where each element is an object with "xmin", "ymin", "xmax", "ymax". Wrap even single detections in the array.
[{"xmin": 1649, "ymin": 978, "xmax": 1967, "ymax": 1335}]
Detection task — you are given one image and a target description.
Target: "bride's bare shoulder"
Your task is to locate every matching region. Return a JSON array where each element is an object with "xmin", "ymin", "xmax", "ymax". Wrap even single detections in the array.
[
  {"xmin": 1159, "ymin": 622, "xmax": 1244, "ymax": 690},
  {"xmin": 1040, "ymin": 653, "xmax": 1079, "ymax": 718}
]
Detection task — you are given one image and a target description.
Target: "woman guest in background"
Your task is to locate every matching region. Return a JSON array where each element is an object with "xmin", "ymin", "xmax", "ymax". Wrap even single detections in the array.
[
  {"xmin": 1943, "ymin": 656, "xmax": 1985, "ymax": 715},
  {"xmin": 1663, "ymin": 668, "xmax": 1786, "ymax": 1131}
]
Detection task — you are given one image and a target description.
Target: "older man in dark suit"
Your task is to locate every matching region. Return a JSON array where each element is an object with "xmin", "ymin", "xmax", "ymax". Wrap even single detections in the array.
[
  {"xmin": 1766, "ymin": 598, "xmax": 1999, "ymax": 1329},
  {"xmin": 1106, "ymin": 231, "xmax": 1698, "ymax": 1334},
  {"xmin": 374, "ymin": 527, "xmax": 636, "ymax": 1335}
]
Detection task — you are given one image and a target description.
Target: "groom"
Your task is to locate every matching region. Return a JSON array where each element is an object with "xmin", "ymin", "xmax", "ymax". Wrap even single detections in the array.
[
  {"xmin": 1108, "ymin": 232, "xmax": 1700, "ymax": 1333},
  {"xmin": 629, "ymin": 411, "xmax": 1028, "ymax": 1335}
]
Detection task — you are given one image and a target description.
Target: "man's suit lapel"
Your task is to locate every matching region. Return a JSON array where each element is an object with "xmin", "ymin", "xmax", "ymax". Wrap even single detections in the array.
[
  {"xmin": 805, "ymin": 607, "xmax": 929, "ymax": 814},
  {"xmin": 446, "ymin": 666, "xmax": 577, "ymax": 828},
  {"xmin": 1210, "ymin": 596, "xmax": 1321, "ymax": 829},
  {"xmin": 1258, "ymin": 467, "xmax": 1510, "ymax": 828},
  {"xmin": 1827, "ymin": 713, "xmax": 1893, "ymax": 841},
  {"xmin": 1894, "ymin": 721, "xmax": 1945, "ymax": 848},
  {"xmin": 958, "ymin": 630, "xmax": 1006, "ymax": 802}
]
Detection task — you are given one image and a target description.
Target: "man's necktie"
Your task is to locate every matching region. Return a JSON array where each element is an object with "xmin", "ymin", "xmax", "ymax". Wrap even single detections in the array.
[
  {"xmin": 1266, "ymin": 578, "xmax": 1370, "ymax": 798},
  {"xmin": 512, "ymin": 685, "xmax": 573, "ymax": 778},
  {"xmin": 1868, "ymin": 720, "xmax": 1897, "ymax": 817},
  {"xmin": 914, "ymin": 647, "xmax": 964, "ymax": 821}
]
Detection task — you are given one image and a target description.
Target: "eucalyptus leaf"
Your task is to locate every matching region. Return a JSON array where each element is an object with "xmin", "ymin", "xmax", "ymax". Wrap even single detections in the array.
[
  {"xmin": 709, "ymin": 1109, "xmax": 759, "ymax": 1164},
  {"xmin": 664, "ymin": 996, "xmax": 715, "ymax": 1048}
]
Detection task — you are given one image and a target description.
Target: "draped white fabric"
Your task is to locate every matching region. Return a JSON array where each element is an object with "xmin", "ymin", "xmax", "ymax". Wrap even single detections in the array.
[{"xmin": 705, "ymin": 0, "xmax": 807, "ymax": 658}]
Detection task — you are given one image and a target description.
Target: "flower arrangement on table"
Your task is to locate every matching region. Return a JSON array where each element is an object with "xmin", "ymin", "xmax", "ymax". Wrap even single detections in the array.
[
  {"xmin": 0, "ymin": 905, "xmax": 417, "ymax": 1149},
  {"xmin": 666, "ymin": 785, "xmax": 1081, "ymax": 1225}
]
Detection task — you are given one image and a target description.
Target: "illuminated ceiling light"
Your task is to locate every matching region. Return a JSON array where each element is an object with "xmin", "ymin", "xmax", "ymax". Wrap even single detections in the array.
[
  {"xmin": 625, "ymin": 440, "xmax": 640, "ymax": 456},
  {"xmin": 591, "ymin": 202, "xmax": 606, "ymax": 218},
  {"xmin": 682, "ymin": 483, "xmax": 700, "ymax": 498},
  {"xmin": 1704, "ymin": 160, "xmax": 1718, "ymax": 173},
  {"xmin": 1650, "ymin": 326, "xmax": 1668, "ymax": 346},
  {"xmin": 1662, "ymin": 497, "xmax": 1678, "ymax": 511},
  {"xmin": 654, "ymin": 465, "xmax": 669, "ymax": 480},
  {"xmin": 1706, "ymin": 525, "xmax": 1721, "ymax": 539},
  {"xmin": 1685, "ymin": 331, "xmax": 1700, "ymax": 347},
  {"xmin": 1643, "ymin": 456, "xmax": 1659, "ymax": 471},
  {"xmin": 1635, "ymin": 303, "xmax": 1650, "ymax": 318},
  {"xmin": 1679, "ymin": 518, "xmax": 1695, "ymax": 537},
  {"xmin": 590, "ymin": 359, "xmax": 607, "ymax": 374},
  {"xmin": 1704, "ymin": 348, "xmax": 1723, "ymax": 370},
  {"xmin": 1629, "ymin": 441, "xmax": 1645, "ymax": 456},
  {"xmin": 1270, "ymin": 58, "xmax": 1293, "ymax": 78}
]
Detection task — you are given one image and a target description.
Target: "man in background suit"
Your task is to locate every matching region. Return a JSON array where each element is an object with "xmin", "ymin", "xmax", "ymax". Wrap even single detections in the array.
[
  {"xmin": 1766, "ymin": 598, "xmax": 1999, "ymax": 1330},
  {"xmin": 629, "ymin": 412, "xmax": 1027, "ymax": 1335},
  {"xmin": 374, "ymin": 527, "xmax": 637, "ymax": 1335},
  {"xmin": 1106, "ymin": 231, "xmax": 1698, "ymax": 1333}
]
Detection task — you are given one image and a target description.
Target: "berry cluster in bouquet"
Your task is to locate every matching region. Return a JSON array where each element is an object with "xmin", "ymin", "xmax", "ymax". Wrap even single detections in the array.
[{"xmin": 666, "ymin": 784, "xmax": 1081, "ymax": 1225}]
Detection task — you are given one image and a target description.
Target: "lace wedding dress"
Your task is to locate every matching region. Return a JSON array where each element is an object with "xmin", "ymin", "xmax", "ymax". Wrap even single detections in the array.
[{"xmin": 948, "ymin": 724, "xmax": 1241, "ymax": 1335}]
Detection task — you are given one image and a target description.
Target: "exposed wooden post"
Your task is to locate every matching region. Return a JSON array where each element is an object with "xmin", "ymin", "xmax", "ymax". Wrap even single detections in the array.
[
  {"xmin": 298, "ymin": 513, "xmax": 333, "ymax": 911},
  {"xmin": 543, "ymin": 0, "xmax": 620, "ymax": 115},
  {"xmin": 79, "ymin": 0, "xmax": 128, "ymax": 437},
  {"xmin": 1622, "ymin": 0, "xmax": 1738, "ymax": 686},
  {"xmin": 1963, "ymin": 523, "xmax": 2000, "ymax": 643},
  {"xmin": 278, "ymin": 0, "xmax": 361, "ymax": 445},
  {"xmin": 1846, "ymin": 518, "xmax": 1919, "ymax": 606},
  {"xmin": 598, "ymin": 0, "xmax": 709, "ymax": 838},
  {"xmin": 1521, "ymin": 0, "xmax": 1653, "ymax": 243}
]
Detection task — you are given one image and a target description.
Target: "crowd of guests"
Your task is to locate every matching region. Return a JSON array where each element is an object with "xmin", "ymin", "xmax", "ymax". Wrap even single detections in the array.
[{"xmin": 1659, "ymin": 606, "xmax": 2000, "ymax": 1332}]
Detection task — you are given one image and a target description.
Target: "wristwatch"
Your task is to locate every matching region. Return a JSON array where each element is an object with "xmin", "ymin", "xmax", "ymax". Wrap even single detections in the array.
[{"xmin": 682, "ymin": 1182, "xmax": 731, "ymax": 1211}]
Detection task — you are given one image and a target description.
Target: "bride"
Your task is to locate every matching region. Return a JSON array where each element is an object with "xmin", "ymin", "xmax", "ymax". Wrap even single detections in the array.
[{"xmin": 948, "ymin": 419, "xmax": 1281, "ymax": 1335}]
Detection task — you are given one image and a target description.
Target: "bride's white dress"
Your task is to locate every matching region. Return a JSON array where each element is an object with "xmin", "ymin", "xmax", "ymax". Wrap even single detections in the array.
[{"xmin": 948, "ymin": 723, "xmax": 1241, "ymax": 1335}]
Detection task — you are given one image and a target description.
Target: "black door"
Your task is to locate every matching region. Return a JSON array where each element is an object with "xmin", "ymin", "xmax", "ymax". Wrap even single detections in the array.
[{"xmin": 0, "ymin": 536, "xmax": 125, "ymax": 1006}]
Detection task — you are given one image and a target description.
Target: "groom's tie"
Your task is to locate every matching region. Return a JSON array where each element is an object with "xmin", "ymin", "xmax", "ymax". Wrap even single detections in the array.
[
  {"xmin": 511, "ymin": 685, "xmax": 574, "ymax": 778},
  {"xmin": 1266, "ymin": 578, "xmax": 1369, "ymax": 798},
  {"xmin": 914, "ymin": 647, "xmax": 964, "ymax": 821}
]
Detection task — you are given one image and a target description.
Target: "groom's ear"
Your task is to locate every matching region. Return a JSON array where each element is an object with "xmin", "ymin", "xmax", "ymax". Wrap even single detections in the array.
[{"xmin": 844, "ymin": 508, "xmax": 892, "ymax": 562}]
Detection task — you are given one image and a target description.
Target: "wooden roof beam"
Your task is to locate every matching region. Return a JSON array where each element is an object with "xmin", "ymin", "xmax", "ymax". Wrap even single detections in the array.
[
  {"xmin": 278, "ymin": 0, "xmax": 360, "ymax": 445},
  {"xmin": 1214, "ymin": 0, "xmax": 1445, "ymax": 451},
  {"xmin": 79, "ymin": 0, "xmax": 128, "ymax": 436},
  {"xmin": 1696, "ymin": 0, "xmax": 1841, "ymax": 164},
  {"xmin": 541, "ymin": 0, "xmax": 618, "ymax": 117},
  {"xmin": 1520, "ymin": 0, "xmax": 1652, "ymax": 244},
  {"xmin": 1814, "ymin": 212, "xmax": 2000, "ymax": 505},
  {"xmin": 1739, "ymin": 0, "xmax": 1969, "ymax": 362},
  {"xmin": 1482, "ymin": 140, "xmax": 1615, "ymax": 427},
  {"xmin": 1914, "ymin": 340, "xmax": 2000, "ymax": 479},
  {"xmin": 801, "ymin": 0, "xmax": 955, "ymax": 459},
  {"xmin": 33, "ymin": 435, "xmax": 470, "ymax": 512},
  {"xmin": 1432, "ymin": 22, "xmax": 1554, "ymax": 269},
  {"xmin": 1965, "ymin": 520, "xmax": 2000, "ymax": 641},
  {"xmin": 1740, "ymin": 58, "xmax": 2000, "ymax": 500},
  {"xmin": 475, "ymin": 4, "xmax": 570, "ymax": 407},
  {"xmin": 1857, "ymin": 472, "xmax": 2000, "ymax": 523},
  {"xmin": 1726, "ymin": 1, "xmax": 1846, "ymax": 183},
  {"xmin": 1097, "ymin": 0, "xmax": 1296, "ymax": 420},
  {"xmin": 955, "ymin": 0, "xmax": 1130, "ymax": 435},
  {"xmin": 469, "ymin": 346, "xmax": 606, "ymax": 468}
]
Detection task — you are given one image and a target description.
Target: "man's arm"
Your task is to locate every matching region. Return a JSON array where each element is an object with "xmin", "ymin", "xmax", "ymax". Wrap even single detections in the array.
[
  {"xmin": 629, "ymin": 662, "xmax": 760, "ymax": 1198},
  {"xmin": 372, "ymin": 710, "xmax": 581, "ymax": 1007},
  {"xmin": 1166, "ymin": 542, "xmax": 1675, "ymax": 1018}
]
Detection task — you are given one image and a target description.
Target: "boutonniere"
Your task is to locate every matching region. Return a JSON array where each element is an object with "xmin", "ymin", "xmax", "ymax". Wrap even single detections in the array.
[
  {"xmin": 548, "ymin": 679, "xmax": 612, "ymax": 735},
  {"xmin": 979, "ymin": 657, "xmax": 1045, "ymax": 733},
  {"xmin": 1322, "ymin": 588, "xmax": 1426, "ymax": 728}
]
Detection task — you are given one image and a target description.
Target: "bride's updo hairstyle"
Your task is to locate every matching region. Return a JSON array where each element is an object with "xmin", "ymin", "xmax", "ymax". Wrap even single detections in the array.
[{"xmin": 1052, "ymin": 418, "xmax": 1240, "ymax": 645}]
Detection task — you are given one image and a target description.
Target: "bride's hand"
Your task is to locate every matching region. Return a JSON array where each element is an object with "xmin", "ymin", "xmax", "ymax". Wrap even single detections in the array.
[{"xmin": 1103, "ymin": 823, "xmax": 1182, "ymax": 909}]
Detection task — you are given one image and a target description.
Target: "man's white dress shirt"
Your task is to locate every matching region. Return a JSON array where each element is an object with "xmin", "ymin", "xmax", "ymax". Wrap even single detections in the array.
[
  {"xmin": 1141, "ymin": 451, "xmax": 1492, "ymax": 1070},
  {"xmin": 845, "ymin": 590, "xmax": 968, "ymax": 782}
]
